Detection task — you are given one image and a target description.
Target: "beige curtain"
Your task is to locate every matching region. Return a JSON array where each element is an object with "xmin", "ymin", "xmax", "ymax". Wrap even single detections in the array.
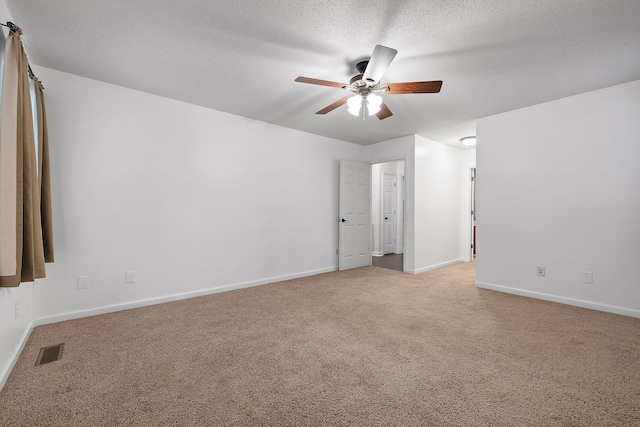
[
  {"xmin": 34, "ymin": 77, "xmax": 54, "ymax": 264},
  {"xmin": 0, "ymin": 24, "xmax": 53, "ymax": 287},
  {"xmin": 0, "ymin": 25, "xmax": 19, "ymax": 278}
]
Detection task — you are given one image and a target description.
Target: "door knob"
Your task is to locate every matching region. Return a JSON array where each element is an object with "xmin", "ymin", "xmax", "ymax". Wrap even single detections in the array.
[
  {"xmin": 385, "ymin": 217, "xmax": 388, "ymax": 220},
  {"xmin": 341, "ymin": 218, "xmax": 349, "ymax": 223}
]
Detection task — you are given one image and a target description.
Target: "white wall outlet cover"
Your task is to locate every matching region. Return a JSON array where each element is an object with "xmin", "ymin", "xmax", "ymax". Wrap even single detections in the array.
[
  {"xmin": 126, "ymin": 271, "xmax": 136, "ymax": 284},
  {"xmin": 536, "ymin": 266, "xmax": 546, "ymax": 277},
  {"xmin": 77, "ymin": 276, "xmax": 89, "ymax": 290},
  {"xmin": 582, "ymin": 271, "xmax": 593, "ymax": 284}
]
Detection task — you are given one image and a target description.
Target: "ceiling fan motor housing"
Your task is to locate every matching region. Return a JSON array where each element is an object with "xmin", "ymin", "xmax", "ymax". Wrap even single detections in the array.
[
  {"xmin": 355, "ymin": 60, "xmax": 369, "ymax": 74},
  {"xmin": 355, "ymin": 60, "xmax": 378, "ymax": 84}
]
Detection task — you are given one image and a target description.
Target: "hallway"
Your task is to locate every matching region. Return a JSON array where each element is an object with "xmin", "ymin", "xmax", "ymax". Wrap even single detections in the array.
[{"xmin": 372, "ymin": 254, "xmax": 403, "ymax": 272}]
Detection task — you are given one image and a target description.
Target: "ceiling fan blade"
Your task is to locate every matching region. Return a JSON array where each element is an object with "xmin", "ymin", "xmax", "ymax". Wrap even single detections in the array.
[
  {"xmin": 384, "ymin": 81, "xmax": 443, "ymax": 94},
  {"xmin": 376, "ymin": 102, "xmax": 393, "ymax": 120},
  {"xmin": 363, "ymin": 45, "xmax": 398, "ymax": 85},
  {"xmin": 316, "ymin": 96, "xmax": 350, "ymax": 114},
  {"xmin": 295, "ymin": 76, "xmax": 347, "ymax": 89}
]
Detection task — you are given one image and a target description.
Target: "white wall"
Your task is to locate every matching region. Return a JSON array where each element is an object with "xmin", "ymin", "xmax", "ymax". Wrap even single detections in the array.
[
  {"xmin": 476, "ymin": 79, "xmax": 640, "ymax": 317},
  {"xmin": 371, "ymin": 163, "xmax": 381, "ymax": 255},
  {"xmin": 0, "ymin": 284, "xmax": 33, "ymax": 388},
  {"xmin": 30, "ymin": 67, "xmax": 362, "ymax": 322},
  {"xmin": 413, "ymin": 135, "xmax": 473, "ymax": 273},
  {"xmin": 395, "ymin": 161, "xmax": 405, "ymax": 255}
]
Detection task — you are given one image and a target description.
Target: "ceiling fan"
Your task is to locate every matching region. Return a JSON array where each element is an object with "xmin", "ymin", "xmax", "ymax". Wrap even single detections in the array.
[{"xmin": 295, "ymin": 45, "xmax": 442, "ymax": 120}]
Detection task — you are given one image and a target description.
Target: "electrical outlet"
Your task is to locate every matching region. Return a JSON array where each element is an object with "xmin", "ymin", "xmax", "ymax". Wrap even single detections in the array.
[
  {"xmin": 536, "ymin": 266, "xmax": 546, "ymax": 277},
  {"xmin": 582, "ymin": 271, "xmax": 593, "ymax": 284},
  {"xmin": 77, "ymin": 276, "xmax": 89, "ymax": 290},
  {"xmin": 14, "ymin": 302, "xmax": 19, "ymax": 320},
  {"xmin": 126, "ymin": 271, "xmax": 136, "ymax": 284}
]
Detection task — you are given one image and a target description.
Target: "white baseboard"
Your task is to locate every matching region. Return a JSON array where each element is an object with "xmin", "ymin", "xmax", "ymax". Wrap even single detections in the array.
[
  {"xmin": 1, "ymin": 265, "xmax": 338, "ymax": 391},
  {"xmin": 372, "ymin": 252, "xmax": 384, "ymax": 257},
  {"xmin": 0, "ymin": 319, "xmax": 35, "ymax": 391},
  {"xmin": 33, "ymin": 266, "xmax": 338, "ymax": 327},
  {"xmin": 409, "ymin": 258, "xmax": 465, "ymax": 275},
  {"xmin": 475, "ymin": 281, "xmax": 640, "ymax": 319}
]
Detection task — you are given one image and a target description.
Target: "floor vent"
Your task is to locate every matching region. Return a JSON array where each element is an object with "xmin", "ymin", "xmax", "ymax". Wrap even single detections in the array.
[{"xmin": 35, "ymin": 343, "xmax": 64, "ymax": 366}]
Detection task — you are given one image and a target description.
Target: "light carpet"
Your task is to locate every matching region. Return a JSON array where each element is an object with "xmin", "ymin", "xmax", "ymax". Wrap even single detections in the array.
[{"xmin": 1, "ymin": 263, "xmax": 639, "ymax": 426}]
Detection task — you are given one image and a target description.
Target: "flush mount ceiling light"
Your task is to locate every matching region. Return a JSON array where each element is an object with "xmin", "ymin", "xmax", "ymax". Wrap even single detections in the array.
[{"xmin": 460, "ymin": 136, "xmax": 477, "ymax": 146}]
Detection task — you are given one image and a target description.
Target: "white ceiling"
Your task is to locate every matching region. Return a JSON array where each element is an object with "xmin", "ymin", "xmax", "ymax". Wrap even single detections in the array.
[{"xmin": 5, "ymin": 0, "xmax": 640, "ymax": 148}]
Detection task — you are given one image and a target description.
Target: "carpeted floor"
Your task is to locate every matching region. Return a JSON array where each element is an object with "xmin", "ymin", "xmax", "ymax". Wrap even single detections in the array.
[{"xmin": 1, "ymin": 263, "xmax": 639, "ymax": 426}]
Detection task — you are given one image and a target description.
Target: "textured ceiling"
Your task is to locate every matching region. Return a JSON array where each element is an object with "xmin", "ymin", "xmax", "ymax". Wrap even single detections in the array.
[{"xmin": 5, "ymin": 0, "xmax": 640, "ymax": 147}]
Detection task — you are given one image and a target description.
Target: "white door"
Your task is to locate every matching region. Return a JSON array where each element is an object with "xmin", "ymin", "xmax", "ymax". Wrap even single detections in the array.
[
  {"xmin": 383, "ymin": 173, "xmax": 396, "ymax": 254},
  {"xmin": 339, "ymin": 160, "xmax": 371, "ymax": 270}
]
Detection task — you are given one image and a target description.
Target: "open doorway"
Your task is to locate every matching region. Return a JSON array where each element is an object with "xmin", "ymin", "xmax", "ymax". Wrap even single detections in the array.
[{"xmin": 371, "ymin": 160, "xmax": 405, "ymax": 272}]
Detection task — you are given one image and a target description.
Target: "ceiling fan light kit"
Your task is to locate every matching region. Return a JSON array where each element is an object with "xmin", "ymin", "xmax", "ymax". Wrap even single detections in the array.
[
  {"xmin": 295, "ymin": 45, "xmax": 442, "ymax": 120},
  {"xmin": 347, "ymin": 94, "xmax": 362, "ymax": 116},
  {"xmin": 366, "ymin": 93, "xmax": 382, "ymax": 114},
  {"xmin": 347, "ymin": 93, "xmax": 382, "ymax": 117}
]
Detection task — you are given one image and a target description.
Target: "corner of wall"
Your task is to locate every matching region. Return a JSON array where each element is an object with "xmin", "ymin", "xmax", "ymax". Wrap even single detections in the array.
[
  {"xmin": 0, "ymin": 284, "xmax": 35, "ymax": 391},
  {"xmin": 476, "ymin": 79, "xmax": 640, "ymax": 315}
]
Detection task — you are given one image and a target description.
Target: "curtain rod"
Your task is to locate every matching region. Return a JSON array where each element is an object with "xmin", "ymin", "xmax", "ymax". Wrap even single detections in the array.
[{"xmin": 0, "ymin": 21, "xmax": 35, "ymax": 78}]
